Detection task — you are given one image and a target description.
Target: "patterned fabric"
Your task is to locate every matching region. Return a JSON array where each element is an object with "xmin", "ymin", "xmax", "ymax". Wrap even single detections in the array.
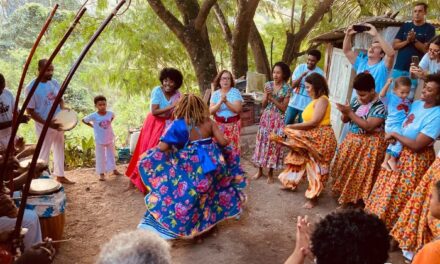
[
  {"xmin": 137, "ymin": 119, "xmax": 247, "ymax": 239},
  {"xmin": 272, "ymin": 126, "xmax": 336, "ymax": 199},
  {"xmin": 349, "ymin": 97, "xmax": 387, "ymax": 134},
  {"xmin": 216, "ymin": 120, "xmax": 241, "ymax": 154},
  {"xmin": 211, "ymin": 88, "xmax": 244, "ymax": 119},
  {"xmin": 331, "ymin": 132, "xmax": 386, "ymax": 205},
  {"xmin": 125, "ymin": 114, "xmax": 168, "ymax": 193},
  {"xmin": 21, "ymin": 187, "xmax": 66, "ymax": 218},
  {"xmin": 252, "ymin": 81, "xmax": 291, "ymax": 169},
  {"xmin": 391, "ymin": 156, "xmax": 440, "ymax": 252},
  {"xmin": 365, "ymin": 147, "xmax": 436, "ymax": 229}
]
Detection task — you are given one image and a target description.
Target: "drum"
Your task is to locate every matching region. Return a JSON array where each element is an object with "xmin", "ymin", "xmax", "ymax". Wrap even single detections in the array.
[
  {"xmin": 27, "ymin": 179, "xmax": 66, "ymax": 249},
  {"xmin": 18, "ymin": 158, "xmax": 46, "ymax": 169},
  {"xmin": 53, "ymin": 110, "xmax": 78, "ymax": 131},
  {"xmin": 129, "ymin": 131, "xmax": 140, "ymax": 154}
]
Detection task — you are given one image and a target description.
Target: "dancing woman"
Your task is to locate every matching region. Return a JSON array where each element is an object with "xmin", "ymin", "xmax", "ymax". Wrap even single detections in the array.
[
  {"xmin": 272, "ymin": 73, "xmax": 336, "ymax": 209},
  {"xmin": 125, "ymin": 68, "xmax": 182, "ymax": 193},
  {"xmin": 137, "ymin": 94, "xmax": 246, "ymax": 239}
]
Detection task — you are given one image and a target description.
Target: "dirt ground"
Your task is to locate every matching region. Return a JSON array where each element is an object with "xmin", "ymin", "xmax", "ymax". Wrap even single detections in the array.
[{"xmin": 52, "ymin": 154, "xmax": 406, "ymax": 264}]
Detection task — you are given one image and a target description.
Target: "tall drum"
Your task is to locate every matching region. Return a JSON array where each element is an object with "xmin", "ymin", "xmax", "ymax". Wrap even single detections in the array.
[{"xmin": 28, "ymin": 179, "xmax": 67, "ymax": 249}]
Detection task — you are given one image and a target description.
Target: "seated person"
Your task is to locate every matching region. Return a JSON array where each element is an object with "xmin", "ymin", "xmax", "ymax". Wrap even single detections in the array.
[
  {"xmin": 284, "ymin": 210, "xmax": 389, "ymax": 264},
  {"xmin": 0, "ymin": 192, "xmax": 42, "ymax": 250}
]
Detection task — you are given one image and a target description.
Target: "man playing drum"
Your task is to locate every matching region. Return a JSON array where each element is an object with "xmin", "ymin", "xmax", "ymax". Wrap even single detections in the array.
[{"xmin": 25, "ymin": 59, "xmax": 75, "ymax": 184}]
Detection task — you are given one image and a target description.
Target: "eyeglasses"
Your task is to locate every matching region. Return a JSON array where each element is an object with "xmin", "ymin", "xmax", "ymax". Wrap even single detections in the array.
[
  {"xmin": 428, "ymin": 49, "xmax": 440, "ymax": 54},
  {"xmin": 221, "ymin": 77, "xmax": 231, "ymax": 81}
]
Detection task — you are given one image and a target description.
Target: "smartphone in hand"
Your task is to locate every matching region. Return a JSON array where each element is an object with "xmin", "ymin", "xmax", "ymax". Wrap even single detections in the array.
[{"xmin": 353, "ymin": 25, "xmax": 371, "ymax": 33}]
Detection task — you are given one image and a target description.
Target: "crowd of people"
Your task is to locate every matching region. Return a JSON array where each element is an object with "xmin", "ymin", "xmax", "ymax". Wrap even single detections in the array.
[{"xmin": 0, "ymin": 1, "xmax": 440, "ymax": 263}]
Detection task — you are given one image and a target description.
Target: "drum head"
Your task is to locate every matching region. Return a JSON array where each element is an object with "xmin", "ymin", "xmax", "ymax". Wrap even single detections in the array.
[
  {"xmin": 19, "ymin": 158, "xmax": 46, "ymax": 168},
  {"xmin": 53, "ymin": 110, "xmax": 78, "ymax": 131},
  {"xmin": 29, "ymin": 179, "xmax": 62, "ymax": 195}
]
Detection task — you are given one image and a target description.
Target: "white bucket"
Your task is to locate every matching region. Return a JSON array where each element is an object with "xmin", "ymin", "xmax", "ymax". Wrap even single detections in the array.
[{"xmin": 129, "ymin": 131, "xmax": 140, "ymax": 154}]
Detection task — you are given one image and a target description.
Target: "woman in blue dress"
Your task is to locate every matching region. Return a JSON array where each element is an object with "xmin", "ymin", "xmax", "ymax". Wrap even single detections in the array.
[{"xmin": 137, "ymin": 94, "xmax": 247, "ymax": 239}]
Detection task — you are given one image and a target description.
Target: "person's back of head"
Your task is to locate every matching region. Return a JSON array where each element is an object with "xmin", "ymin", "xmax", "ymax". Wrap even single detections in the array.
[
  {"xmin": 96, "ymin": 230, "xmax": 171, "ymax": 264},
  {"xmin": 311, "ymin": 209, "xmax": 389, "ymax": 264}
]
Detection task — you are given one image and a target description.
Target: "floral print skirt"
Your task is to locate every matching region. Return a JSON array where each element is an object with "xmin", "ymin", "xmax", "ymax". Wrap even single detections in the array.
[
  {"xmin": 137, "ymin": 139, "xmax": 247, "ymax": 239},
  {"xmin": 216, "ymin": 120, "xmax": 241, "ymax": 154},
  {"xmin": 365, "ymin": 147, "xmax": 436, "ymax": 229},
  {"xmin": 331, "ymin": 132, "xmax": 386, "ymax": 205},
  {"xmin": 272, "ymin": 126, "xmax": 337, "ymax": 199},
  {"xmin": 252, "ymin": 108, "xmax": 285, "ymax": 169},
  {"xmin": 391, "ymin": 156, "xmax": 440, "ymax": 251}
]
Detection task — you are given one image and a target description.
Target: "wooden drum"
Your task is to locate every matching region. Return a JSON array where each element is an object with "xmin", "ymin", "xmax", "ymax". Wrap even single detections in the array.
[
  {"xmin": 28, "ymin": 179, "xmax": 67, "ymax": 249},
  {"xmin": 39, "ymin": 213, "xmax": 65, "ymax": 249}
]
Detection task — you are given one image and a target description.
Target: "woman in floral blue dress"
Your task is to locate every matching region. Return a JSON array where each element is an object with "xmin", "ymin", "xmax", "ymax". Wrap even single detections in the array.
[
  {"xmin": 252, "ymin": 62, "xmax": 292, "ymax": 183},
  {"xmin": 137, "ymin": 94, "xmax": 247, "ymax": 239}
]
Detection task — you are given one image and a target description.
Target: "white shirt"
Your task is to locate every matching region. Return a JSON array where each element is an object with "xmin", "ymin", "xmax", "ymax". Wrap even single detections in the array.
[
  {"xmin": 83, "ymin": 111, "xmax": 115, "ymax": 145},
  {"xmin": 25, "ymin": 79, "xmax": 61, "ymax": 121},
  {"xmin": 419, "ymin": 53, "xmax": 440, "ymax": 74},
  {"xmin": 0, "ymin": 88, "xmax": 15, "ymax": 140}
]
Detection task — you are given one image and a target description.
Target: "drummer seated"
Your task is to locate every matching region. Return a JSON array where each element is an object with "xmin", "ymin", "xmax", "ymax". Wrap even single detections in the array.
[{"xmin": 0, "ymin": 193, "xmax": 42, "ymax": 250}]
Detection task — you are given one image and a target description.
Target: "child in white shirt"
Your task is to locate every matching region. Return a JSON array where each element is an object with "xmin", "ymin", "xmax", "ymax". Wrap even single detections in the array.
[{"xmin": 83, "ymin": 95, "xmax": 121, "ymax": 181}]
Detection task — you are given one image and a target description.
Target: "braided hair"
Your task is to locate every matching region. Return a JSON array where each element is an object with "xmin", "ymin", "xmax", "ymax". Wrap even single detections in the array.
[{"xmin": 173, "ymin": 93, "xmax": 209, "ymax": 126}]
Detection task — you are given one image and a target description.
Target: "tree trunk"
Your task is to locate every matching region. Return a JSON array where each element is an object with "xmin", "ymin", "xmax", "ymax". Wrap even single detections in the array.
[
  {"xmin": 281, "ymin": 0, "xmax": 334, "ymax": 66},
  {"xmin": 147, "ymin": 0, "xmax": 218, "ymax": 94},
  {"xmin": 230, "ymin": 0, "xmax": 260, "ymax": 79},
  {"xmin": 182, "ymin": 28, "xmax": 217, "ymax": 92},
  {"xmin": 249, "ymin": 21, "xmax": 271, "ymax": 80}
]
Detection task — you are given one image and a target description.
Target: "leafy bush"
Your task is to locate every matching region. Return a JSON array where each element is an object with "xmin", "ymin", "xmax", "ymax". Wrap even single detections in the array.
[{"xmin": 64, "ymin": 134, "xmax": 95, "ymax": 170}]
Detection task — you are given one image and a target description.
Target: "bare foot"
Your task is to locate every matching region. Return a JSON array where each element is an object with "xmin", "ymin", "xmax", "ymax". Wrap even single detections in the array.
[
  {"xmin": 124, "ymin": 181, "xmax": 135, "ymax": 191},
  {"xmin": 267, "ymin": 170, "xmax": 274, "ymax": 184},
  {"xmin": 381, "ymin": 162, "xmax": 392, "ymax": 171},
  {"xmin": 388, "ymin": 159, "xmax": 398, "ymax": 172},
  {"xmin": 279, "ymin": 186, "xmax": 292, "ymax": 190},
  {"xmin": 302, "ymin": 199, "xmax": 317, "ymax": 209},
  {"xmin": 252, "ymin": 169, "xmax": 263, "ymax": 180},
  {"xmin": 99, "ymin": 174, "xmax": 105, "ymax": 181},
  {"xmin": 266, "ymin": 176, "xmax": 274, "ymax": 184},
  {"xmin": 113, "ymin": 170, "xmax": 122, "ymax": 176},
  {"xmin": 336, "ymin": 203, "xmax": 349, "ymax": 210},
  {"xmin": 56, "ymin": 176, "xmax": 75, "ymax": 184}
]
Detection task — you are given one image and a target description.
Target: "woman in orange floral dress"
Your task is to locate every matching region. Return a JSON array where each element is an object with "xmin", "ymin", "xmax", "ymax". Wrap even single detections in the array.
[
  {"xmin": 391, "ymin": 151, "xmax": 440, "ymax": 255},
  {"xmin": 331, "ymin": 73, "xmax": 387, "ymax": 207},
  {"xmin": 365, "ymin": 74, "xmax": 440, "ymax": 230},
  {"xmin": 271, "ymin": 73, "xmax": 336, "ymax": 209}
]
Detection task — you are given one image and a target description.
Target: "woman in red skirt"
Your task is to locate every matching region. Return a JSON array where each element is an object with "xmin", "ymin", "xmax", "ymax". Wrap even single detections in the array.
[{"xmin": 125, "ymin": 68, "xmax": 183, "ymax": 193}]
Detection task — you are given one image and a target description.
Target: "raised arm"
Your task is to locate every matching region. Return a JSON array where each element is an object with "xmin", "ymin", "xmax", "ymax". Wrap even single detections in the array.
[
  {"xmin": 343, "ymin": 26, "xmax": 358, "ymax": 65},
  {"xmin": 365, "ymin": 23, "xmax": 395, "ymax": 70},
  {"xmin": 379, "ymin": 78, "xmax": 393, "ymax": 98}
]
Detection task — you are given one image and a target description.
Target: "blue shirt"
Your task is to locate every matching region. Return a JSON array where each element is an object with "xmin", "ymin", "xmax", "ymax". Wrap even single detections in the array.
[
  {"xmin": 211, "ymin": 88, "xmax": 243, "ymax": 119},
  {"xmin": 288, "ymin": 64, "xmax": 324, "ymax": 110},
  {"xmin": 394, "ymin": 22, "xmax": 436, "ymax": 71},
  {"xmin": 381, "ymin": 90, "xmax": 411, "ymax": 130},
  {"xmin": 401, "ymin": 100, "xmax": 440, "ymax": 140},
  {"xmin": 353, "ymin": 52, "xmax": 389, "ymax": 94},
  {"xmin": 150, "ymin": 86, "xmax": 180, "ymax": 112},
  {"xmin": 25, "ymin": 79, "xmax": 61, "ymax": 120}
]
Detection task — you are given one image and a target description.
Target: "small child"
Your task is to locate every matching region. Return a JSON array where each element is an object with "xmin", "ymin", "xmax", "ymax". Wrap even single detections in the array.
[
  {"xmin": 83, "ymin": 95, "xmax": 121, "ymax": 181},
  {"xmin": 380, "ymin": 77, "xmax": 411, "ymax": 171}
]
